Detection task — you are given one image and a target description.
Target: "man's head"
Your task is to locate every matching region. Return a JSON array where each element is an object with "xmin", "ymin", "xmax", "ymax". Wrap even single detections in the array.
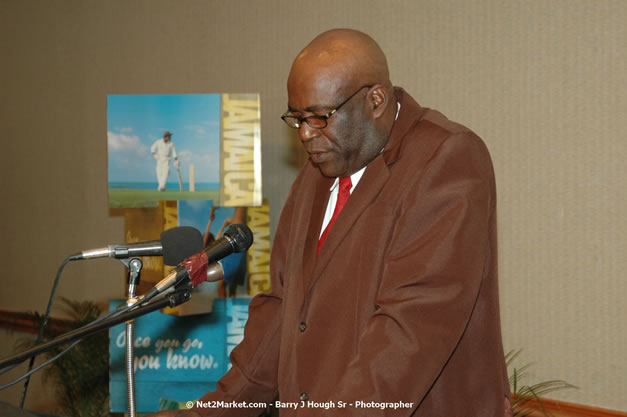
[
  {"xmin": 163, "ymin": 131, "xmax": 173, "ymax": 142},
  {"xmin": 284, "ymin": 29, "xmax": 397, "ymax": 178}
]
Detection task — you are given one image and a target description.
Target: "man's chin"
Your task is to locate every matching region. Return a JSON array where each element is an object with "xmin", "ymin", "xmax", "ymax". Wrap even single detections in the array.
[{"xmin": 311, "ymin": 159, "xmax": 341, "ymax": 178}]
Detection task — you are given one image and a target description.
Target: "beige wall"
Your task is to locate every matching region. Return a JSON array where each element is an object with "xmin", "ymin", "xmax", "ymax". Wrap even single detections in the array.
[{"xmin": 1, "ymin": 0, "xmax": 625, "ymax": 412}]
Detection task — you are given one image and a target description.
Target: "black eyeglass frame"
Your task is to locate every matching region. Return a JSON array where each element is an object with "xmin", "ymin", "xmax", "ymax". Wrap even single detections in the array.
[{"xmin": 281, "ymin": 84, "xmax": 373, "ymax": 129}]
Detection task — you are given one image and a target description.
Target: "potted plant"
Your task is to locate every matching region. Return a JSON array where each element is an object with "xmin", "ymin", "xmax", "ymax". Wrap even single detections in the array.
[
  {"xmin": 507, "ymin": 350, "xmax": 576, "ymax": 417},
  {"xmin": 15, "ymin": 298, "xmax": 109, "ymax": 417}
]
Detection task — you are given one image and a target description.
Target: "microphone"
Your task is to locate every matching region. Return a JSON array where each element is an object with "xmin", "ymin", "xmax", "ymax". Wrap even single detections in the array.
[
  {"xmin": 69, "ymin": 226, "xmax": 204, "ymax": 266},
  {"xmin": 138, "ymin": 224, "xmax": 253, "ymax": 304}
]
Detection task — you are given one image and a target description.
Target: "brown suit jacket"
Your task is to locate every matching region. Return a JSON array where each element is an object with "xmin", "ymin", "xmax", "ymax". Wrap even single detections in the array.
[{"xmin": 195, "ymin": 88, "xmax": 510, "ymax": 416}]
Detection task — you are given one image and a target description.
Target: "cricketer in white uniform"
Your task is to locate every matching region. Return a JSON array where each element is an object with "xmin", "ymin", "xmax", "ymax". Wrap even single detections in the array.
[{"xmin": 151, "ymin": 130, "xmax": 179, "ymax": 191}]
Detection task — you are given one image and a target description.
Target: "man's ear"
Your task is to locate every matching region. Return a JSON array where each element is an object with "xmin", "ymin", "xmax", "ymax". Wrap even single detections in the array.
[{"xmin": 369, "ymin": 85, "xmax": 388, "ymax": 119}]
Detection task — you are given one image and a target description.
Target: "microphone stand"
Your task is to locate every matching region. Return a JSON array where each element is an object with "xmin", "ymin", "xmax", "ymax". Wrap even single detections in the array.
[
  {"xmin": 122, "ymin": 258, "xmax": 142, "ymax": 417},
  {"xmin": 0, "ymin": 288, "xmax": 192, "ymax": 371}
]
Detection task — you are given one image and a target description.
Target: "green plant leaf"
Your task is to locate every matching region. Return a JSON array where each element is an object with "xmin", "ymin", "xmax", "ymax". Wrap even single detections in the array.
[{"xmin": 507, "ymin": 349, "xmax": 577, "ymax": 417}]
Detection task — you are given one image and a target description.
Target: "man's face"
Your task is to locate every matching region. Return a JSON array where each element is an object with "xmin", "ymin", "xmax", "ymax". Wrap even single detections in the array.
[
  {"xmin": 287, "ymin": 81, "xmax": 377, "ymax": 178},
  {"xmin": 164, "ymin": 134, "xmax": 171, "ymax": 142}
]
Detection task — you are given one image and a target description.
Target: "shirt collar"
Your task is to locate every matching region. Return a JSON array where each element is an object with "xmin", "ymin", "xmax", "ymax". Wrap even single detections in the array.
[{"xmin": 329, "ymin": 166, "xmax": 367, "ymax": 192}]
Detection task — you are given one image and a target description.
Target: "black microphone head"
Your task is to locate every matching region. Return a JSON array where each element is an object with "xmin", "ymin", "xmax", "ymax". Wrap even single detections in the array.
[
  {"xmin": 224, "ymin": 224, "xmax": 254, "ymax": 253},
  {"xmin": 160, "ymin": 226, "xmax": 204, "ymax": 266}
]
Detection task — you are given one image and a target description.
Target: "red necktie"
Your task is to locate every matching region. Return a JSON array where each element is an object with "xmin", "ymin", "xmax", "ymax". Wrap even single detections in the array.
[{"xmin": 317, "ymin": 176, "xmax": 352, "ymax": 255}]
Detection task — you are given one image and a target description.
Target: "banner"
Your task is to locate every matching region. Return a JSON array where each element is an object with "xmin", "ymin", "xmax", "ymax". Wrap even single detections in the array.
[
  {"xmin": 108, "ymin": 93, "xmax": 261, "ymax": 209},
  {"xmin": 109, "ymin": 298, "xmax": 251, "ymax": 412}
]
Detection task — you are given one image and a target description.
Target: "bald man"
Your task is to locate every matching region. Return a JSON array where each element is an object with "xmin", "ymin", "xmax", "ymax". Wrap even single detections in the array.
[{"xmin": 151, "ymin": 29, "xmax": 511, "ymax": 417}]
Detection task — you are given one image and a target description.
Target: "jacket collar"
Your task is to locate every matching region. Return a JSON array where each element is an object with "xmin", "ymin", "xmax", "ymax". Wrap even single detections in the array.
[{"xmin": 382, "ymin": 87, "xmax": 427, "ymax": 167}]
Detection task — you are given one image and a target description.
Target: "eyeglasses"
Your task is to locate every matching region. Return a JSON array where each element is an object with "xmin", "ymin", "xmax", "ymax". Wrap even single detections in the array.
[{"xmin": 281, "ymin": 85, "xmax": 372, "ymax": 129}]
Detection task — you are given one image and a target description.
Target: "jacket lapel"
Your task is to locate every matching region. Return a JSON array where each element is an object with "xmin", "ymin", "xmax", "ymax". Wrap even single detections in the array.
[
  {"xmin": 301, "ymin": 173, "xmax": 333, "ymax": 283},
  {"xmin": 304, "ymin": 154, "xmax": 390, "ymax": 296}
]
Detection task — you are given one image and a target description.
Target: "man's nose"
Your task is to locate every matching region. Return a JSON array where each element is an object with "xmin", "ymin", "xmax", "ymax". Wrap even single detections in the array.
[{"xmin": 298, "ymin": 122, "xmax": 319, "ymax": 143}]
